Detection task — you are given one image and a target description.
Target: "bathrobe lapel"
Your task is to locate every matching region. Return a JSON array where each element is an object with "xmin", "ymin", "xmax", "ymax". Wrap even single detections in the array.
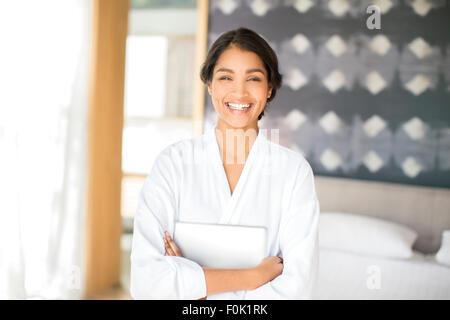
[{"xmin": 207, "ymin": 127, "xmax": 262, "ymax": 224}]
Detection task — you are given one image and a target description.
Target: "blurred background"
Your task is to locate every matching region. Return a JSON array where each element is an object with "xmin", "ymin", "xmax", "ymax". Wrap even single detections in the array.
[
  {"xmin": 0, "ymin": 0, "xmax": 203, "ymax": 300},
  {"xmin": 0, "ymin": 0, "xmax": 449, "ymax": 300},
  {"xmin": 120, "ymin": 0, "xmax": 200, "ymax": 299}
]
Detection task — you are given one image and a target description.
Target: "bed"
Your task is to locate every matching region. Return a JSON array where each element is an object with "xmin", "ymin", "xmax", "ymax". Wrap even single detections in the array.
[
  {"xmin": 312, "ymin": 211, "xmax": 450, "ymax": 299},
  {"xmin": 313, "ymin": 248, "xmax": 450, "ymax": 299},
  {"xmin": 311, "ymin": 176, "xmax": 450, "ymax": 300}
]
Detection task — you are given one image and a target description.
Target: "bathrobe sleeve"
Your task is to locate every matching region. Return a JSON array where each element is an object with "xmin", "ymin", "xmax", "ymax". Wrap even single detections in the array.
[
  {"xmin": 243, "ymin": 161, "xmax": 320, "ymax": 299},
  {"xmin": 130, "ymin": 149, "xmax": 207, "ymax": 300}
]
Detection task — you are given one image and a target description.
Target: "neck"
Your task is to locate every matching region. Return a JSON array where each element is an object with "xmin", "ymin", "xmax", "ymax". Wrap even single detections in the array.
[{"xmin": 214, "ymin": 119, "xmax": 259, "ymax": 165}]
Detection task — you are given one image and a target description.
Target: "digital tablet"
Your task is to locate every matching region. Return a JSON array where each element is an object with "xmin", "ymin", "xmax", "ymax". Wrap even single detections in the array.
[{"xmin": 173, "ymin": 221, "xmax": 267, "ymax": 269}]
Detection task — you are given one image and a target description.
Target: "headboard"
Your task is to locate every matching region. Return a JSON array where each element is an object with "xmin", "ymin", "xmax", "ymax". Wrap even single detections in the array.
[{"xmin": 314, "ymin": 175, "xmax": 450, "ymax": 254}]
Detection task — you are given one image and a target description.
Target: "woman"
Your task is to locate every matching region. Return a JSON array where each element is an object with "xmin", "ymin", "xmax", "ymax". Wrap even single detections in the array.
[{"xmin": 130, "ymin": 28, "xmax": 319, "ymax": 300}]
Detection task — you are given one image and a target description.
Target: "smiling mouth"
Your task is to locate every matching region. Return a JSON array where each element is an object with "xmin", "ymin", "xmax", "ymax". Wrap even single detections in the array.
[{"xmin": 226, "ymin": 102, "xmax": 253, "ymax": 110}]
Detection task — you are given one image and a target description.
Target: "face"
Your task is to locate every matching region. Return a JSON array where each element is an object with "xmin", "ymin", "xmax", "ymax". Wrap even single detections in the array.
[{"xmin": 207, "ymin": 45, "xmax": 272, "ymax": 131}]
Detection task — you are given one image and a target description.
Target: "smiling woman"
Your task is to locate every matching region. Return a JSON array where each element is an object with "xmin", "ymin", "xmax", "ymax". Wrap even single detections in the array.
[
  {"xmin": 200, "ymin": 28, "xmax": 282, "ymax": 123},
  {"xmin": 130, "ymin": 27, "xmax": 320, "ymax": 300},
  {"xmin": 207, "ymin": 48, "xmax": 271, "ymax": 128}
]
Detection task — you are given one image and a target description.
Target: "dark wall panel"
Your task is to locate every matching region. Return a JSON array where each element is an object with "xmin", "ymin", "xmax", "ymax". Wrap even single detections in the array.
[{"xmin": 203, "ymin": 0, "xmax": 450, "ymax": 188}]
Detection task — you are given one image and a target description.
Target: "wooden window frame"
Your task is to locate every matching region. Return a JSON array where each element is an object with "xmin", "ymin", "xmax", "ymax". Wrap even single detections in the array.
[
  {"xmin": 85, "ymin": 0, "xmax": 129, "ymax": 297},
  {"xmin": 84, "ymin": 0, "xmax": 209, "ymax": 298}
]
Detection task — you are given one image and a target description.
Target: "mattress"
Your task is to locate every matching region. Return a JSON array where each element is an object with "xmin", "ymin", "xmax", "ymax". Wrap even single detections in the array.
[{"xmin": 312, "ymin": 248, "xmax": 450, "ymax": 299}]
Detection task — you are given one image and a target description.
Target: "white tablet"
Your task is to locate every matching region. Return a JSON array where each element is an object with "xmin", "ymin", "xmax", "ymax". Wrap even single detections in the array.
[{"xmin": 173, "ymin": 221, "xmax": 267, "ymax": 269}]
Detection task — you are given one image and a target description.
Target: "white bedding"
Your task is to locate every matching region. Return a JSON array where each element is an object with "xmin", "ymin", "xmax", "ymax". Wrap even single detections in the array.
[{"xmin": 312, "ymin": 248, "xmax": 450, "ymax": 299}]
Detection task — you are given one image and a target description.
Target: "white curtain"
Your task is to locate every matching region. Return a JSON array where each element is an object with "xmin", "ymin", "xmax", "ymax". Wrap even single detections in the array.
[{"xmin": 0, "ymin": 0, "xmax": 91, "ymax": 299}]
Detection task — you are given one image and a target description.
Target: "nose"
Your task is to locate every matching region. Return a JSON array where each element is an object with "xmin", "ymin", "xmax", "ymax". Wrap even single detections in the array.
[{"xmin": 232, "ymin": 78, "xmax": 249, "ymax": 98}]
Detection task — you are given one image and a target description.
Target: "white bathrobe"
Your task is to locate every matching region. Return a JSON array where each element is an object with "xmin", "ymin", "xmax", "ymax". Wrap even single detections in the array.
[{"xmin": 130, "ymin": 126, "xmax": 320, "ymax": 300}]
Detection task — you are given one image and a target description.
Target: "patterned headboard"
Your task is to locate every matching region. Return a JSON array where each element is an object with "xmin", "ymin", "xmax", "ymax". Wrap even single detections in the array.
[{"xmin": 314, "ymin": 175, "xmax": 450, "ymax": 254}]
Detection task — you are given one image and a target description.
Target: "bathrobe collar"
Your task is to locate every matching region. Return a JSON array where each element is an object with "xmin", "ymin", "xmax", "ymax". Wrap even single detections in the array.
[{"xmin": 205, "ymin": 126, "xmax": 266, "ymax": 224}]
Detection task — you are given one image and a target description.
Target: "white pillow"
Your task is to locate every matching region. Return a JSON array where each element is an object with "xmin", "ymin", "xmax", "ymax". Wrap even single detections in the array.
[
  {"xmin": 436, "ymin": 230, "xmax": 450, "ymax": 267},
  {"xmin": 319, "ymin": 212, "xmax": 418, "ymax": 259}
]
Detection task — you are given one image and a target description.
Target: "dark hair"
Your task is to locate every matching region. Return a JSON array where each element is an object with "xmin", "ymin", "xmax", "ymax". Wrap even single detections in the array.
[{"xmin": 200, "ymin": 28, "xmax": 282, "ymax": 120}]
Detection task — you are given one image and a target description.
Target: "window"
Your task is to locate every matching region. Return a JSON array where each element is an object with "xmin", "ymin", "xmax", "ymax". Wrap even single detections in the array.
[
  {"xmin": 121, "ymin": 6, "xmax": 197, "ymax": 228},
  {"xmin": 131, "ymin": 0, "xmax": 196, "ymax": 9}
]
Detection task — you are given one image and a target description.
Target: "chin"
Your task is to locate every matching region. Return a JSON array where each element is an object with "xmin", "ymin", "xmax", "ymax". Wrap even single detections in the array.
[{"xmin": 222, "ymin": 117, "xmax": 257, "ymax": 130}]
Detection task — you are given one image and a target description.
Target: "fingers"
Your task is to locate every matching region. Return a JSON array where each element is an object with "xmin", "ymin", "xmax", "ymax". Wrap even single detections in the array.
[
  {"xmin": 165, "ymin": 232, "xmax": 180, "ymax": 256},
  {"xmin": 165, "ymin": 239, "xmax": 176, "ymax": 256},
  {"xmin": 269, "ymin": 256, "xmax": 283, "ymax": 263},
  {"xmin": 164, "ymin": 231, "xmax": 182, "ymax": 257},
  {"xmin": 164, "ymin": 232, "xmax": 174, "ymax": 255}
]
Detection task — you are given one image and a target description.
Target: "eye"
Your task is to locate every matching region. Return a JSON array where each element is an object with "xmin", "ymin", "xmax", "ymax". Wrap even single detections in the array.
[
  {"xmin": 219, "ymin": 76, "xmax": 232, "ymax": 81},
  {"xmin": 248, "ymin": 77, "xmax": 262, "ymax": 82}
]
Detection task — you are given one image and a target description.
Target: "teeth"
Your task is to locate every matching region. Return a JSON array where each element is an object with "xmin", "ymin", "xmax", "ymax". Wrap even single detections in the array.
[{"xmin": 227, "ymin": 103, "xmax": 251, "ymax": 110}]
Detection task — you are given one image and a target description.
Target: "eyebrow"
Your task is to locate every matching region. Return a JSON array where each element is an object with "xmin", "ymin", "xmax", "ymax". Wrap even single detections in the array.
[{"xmin": 215, "ymin": 68, "xmax": 266, "ymax": 75}]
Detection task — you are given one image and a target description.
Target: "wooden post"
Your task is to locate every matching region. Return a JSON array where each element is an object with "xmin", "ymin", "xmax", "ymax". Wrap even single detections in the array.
[
  {"xmin": 85, "ymin": 0, "xmax": 129, "ymax": 297},
  {"xmin": 192, "ymin": 0, "xmax": 209, "ymax": 136}
]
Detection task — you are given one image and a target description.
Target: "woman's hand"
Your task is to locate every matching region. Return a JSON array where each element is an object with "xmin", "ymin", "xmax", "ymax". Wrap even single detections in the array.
[
  {"xmin": 164, "ymin": 231, "xmax": 207, "ymax": 299},
  {"xmin": 164, "ymin": 231, "xmax": 183, "ymax": 257},
  {"xmin": 253, "ymin": 256, "xmax": 284, "ymax": 289}
]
